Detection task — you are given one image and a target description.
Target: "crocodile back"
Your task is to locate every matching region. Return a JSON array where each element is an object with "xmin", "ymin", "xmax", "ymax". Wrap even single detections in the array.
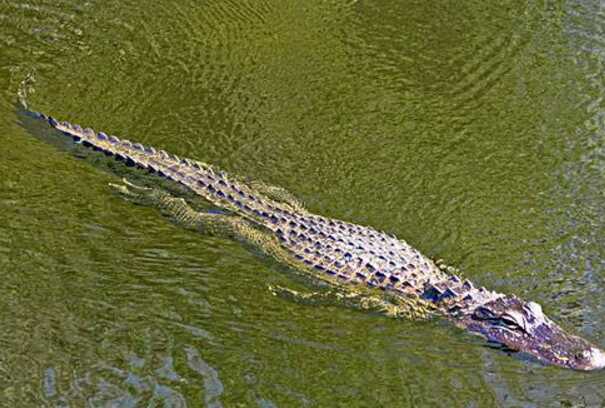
[
  {"xmin": 44, "ymin": 113, "xmax": 446, "ymax": 297},
  {"xmin": 271, "ymin": 211, "xmax": 447, "ymax": 295}
]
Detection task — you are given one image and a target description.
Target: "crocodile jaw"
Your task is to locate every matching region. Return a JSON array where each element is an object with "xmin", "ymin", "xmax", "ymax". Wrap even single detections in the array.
[{"xmin": 453, "ymin": 296, "xmax": 604, "ymax": 371}]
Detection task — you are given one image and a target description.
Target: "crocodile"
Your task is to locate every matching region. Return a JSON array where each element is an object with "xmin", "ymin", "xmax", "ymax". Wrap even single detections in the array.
[{"xmin": 20, "ymin": 106, "xmax": 605, "ymax": 371}]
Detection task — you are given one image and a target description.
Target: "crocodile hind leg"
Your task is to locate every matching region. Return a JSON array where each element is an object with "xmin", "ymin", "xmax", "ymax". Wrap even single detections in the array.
[
  {"xmin": 109, "ymin": 178, "xmax": 303, "ymax": 253},
  {"xmin": 109, "ymin": 178, "xmax": 295, "ymax": 241},
  {"xmin": 110, "ymin": 178, "xmax": 237, "ymax": 235}
]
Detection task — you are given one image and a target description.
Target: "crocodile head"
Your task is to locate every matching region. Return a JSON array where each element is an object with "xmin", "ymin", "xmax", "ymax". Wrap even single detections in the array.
[{"xmin": 458, "ymin": 296, "xmax": 605, "ymax": 370}]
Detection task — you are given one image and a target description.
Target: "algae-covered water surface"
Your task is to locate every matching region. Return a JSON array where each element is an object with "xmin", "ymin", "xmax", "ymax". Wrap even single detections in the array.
[{"xmin": 0, "ymin": 1, "xmax": 604, "ymax": 406}]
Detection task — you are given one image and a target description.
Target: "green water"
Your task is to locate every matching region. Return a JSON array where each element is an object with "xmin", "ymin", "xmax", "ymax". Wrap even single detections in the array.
[{"xmin": 1, "ymin": 1, "xmax": 604, "ymax": 406}]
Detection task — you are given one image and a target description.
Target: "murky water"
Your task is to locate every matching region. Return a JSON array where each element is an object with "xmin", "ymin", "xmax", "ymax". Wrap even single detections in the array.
[{"xmin": 1, "ymin": 0, "xmax": 604, "ymax": 406}]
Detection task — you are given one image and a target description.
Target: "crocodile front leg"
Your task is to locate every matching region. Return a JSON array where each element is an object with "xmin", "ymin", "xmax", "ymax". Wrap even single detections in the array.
[
  {"xmin": 247, "ymin": 180, "xmax": 306, "ymax": 213},
  {"xmin": 268, "ymin": 284, "xmax": 433, "ymax": 320}
]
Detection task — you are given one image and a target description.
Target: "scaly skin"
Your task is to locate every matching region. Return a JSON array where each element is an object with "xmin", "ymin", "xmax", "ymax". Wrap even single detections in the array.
[{"xmin": 21, "ymin": 108, "xmax": 605, "ymax": 371}]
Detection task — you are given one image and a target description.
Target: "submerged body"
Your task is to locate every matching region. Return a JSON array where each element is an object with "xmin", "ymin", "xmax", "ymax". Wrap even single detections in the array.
[{"xmin": 22, "ymin": 108, "xmax": 605, "ymax": 371}]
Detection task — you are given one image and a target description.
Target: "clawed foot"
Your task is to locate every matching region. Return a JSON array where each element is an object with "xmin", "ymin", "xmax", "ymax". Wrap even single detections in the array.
[{"xmin": 268, "ymin": 284, "xmax": 321, "ymax": 303}]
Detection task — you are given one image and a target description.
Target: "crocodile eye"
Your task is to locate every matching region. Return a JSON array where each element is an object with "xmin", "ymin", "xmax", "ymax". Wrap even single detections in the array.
[
  {"xmin": 500, "ymin": 316, "xmax": 520, "ymax": 327},
  {"xmin": 500, "ymin": 313, "xmax": 526, "ymax": 331}
]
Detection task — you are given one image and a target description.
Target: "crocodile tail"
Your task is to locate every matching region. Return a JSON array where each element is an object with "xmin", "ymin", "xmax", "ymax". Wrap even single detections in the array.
[
  {"xmin": 42, "ymin": 113, "xmax": 198, "ymax": 176},
  {"xmin": 36, "ymin": 112, "xmax": 272, "ymax": 217}
]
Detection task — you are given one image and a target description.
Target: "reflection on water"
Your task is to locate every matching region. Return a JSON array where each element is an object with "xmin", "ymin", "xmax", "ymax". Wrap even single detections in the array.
[
  {"xmin": 0, "ymin": 0, "xmax": 603, "ymax": 406},
  {"xmin": 40, "ymin": 347, "xmax": 224, "ymax": 407}
]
